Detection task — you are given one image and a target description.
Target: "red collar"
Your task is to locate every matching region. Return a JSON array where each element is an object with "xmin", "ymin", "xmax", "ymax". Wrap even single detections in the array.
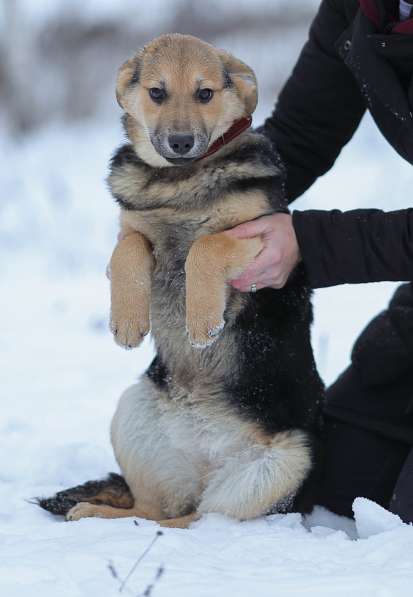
[
  {"xmin": 198, "ymin": 116, "xmax": 252, "ymax": 161},
  {"xmin": 359, "ymin": 0, "xmax": 413, "ymax": 33}
]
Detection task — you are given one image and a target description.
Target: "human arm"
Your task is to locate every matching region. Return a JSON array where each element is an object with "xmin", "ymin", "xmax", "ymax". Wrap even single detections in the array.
[
  {"xmin": 293, "ymin": 208, "xmax": 413, "ymax": 287},
  {"xmin": 229, "ymin": 209, "xmax": 413, "ymax": 291},
  {"xmin": 260, "ymin": 0, "xmax": 365, "ymax": 201}
]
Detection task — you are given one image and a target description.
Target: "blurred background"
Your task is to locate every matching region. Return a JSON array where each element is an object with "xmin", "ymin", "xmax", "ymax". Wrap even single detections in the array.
[
  {"xmin": 1, "ymin": 1, "xmax": 411, "ymax": 472},
  {"xmin": 1, "ymin": 0, "xmax": 318, "ymax": 136}
]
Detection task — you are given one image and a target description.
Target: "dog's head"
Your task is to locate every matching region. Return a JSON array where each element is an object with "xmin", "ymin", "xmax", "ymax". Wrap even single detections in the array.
[{"xmin": 116, "ymin": 34, "xmax": 257, "ymax": 167}]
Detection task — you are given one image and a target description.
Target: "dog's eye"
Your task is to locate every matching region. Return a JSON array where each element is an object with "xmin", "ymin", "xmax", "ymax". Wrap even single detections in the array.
[
  {"xmin": 197, "ymin": 88, "xmax": 214, "ymax": 103},
  {"xmin": 149, "ymin": 88, "xmax": 166, "ymax": 103}
]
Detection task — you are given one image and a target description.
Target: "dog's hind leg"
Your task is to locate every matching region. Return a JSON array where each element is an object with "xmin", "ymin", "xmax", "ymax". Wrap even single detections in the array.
[
  {"xmin": 37, "ymin": 473, "xmax": 134, "ymax": 516},
  {"xmin": 157, "ymin": 512, "xmax": 199, "ymax": 528},
  {"xmin": 65, "ymin": 501, "xmax": 158, "ymax": 522},
  {"xmin": 198, "ymin": 430, "xmax": 312, "ymax": 520},
  {"xmin": 67, "ymin": 505, "xmax": 199, "ymax": 527}
]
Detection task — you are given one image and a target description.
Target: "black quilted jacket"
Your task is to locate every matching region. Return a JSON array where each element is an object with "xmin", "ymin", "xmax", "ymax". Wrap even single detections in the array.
[{"xmin": 262, "ymin": 0, "xmax": 413, "ymax": 289}]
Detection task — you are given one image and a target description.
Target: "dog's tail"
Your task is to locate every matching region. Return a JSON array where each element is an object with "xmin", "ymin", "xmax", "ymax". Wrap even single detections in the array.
[{"xmin": 36, "ymin": 473, "xmax": 134, "ymax": 516}]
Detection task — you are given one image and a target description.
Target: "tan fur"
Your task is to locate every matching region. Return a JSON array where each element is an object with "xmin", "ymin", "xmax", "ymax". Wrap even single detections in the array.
[
  {"xmin": 116, "ymin": 34, "xmax": 256, "ymax": 168},
  {"xmin": 109, "ymin": 231, "xmax": 154, "ymax": 348},
  {"xmin": 66, "ymin": 502, "xmax": 157, "ymax": 522},
  {"xmin": 67, "ymin": 502, "xmax": 198, "ymax": 528},
  {"xmin": 119, "ymin": 187, "xmax": 271, "ymax": 239},
  {"xmin": 116, "ymin": 53, "xmax": 142, "ymax": 108},
  {"xmin": 157, "ymin": 513, "xmax": 199, "ymax": 528},
  {"xmin": 185, "ymin": 232, "xmax": 263, "ymax": 347}
]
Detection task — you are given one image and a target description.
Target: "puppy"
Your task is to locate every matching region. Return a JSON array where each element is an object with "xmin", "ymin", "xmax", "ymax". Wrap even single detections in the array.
[{"xmin": 38, "ymin": 34, "xmax": 324, "ymax": 528}]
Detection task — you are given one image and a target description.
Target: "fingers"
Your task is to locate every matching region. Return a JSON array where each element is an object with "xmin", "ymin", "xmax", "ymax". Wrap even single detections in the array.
[
  {"xmin": 231, "ymin": 243, "xmax": 281, "ymax": 286},
  {"xmin": 231, "ymin": 262, "xmax": 265, "ymax": 289},
  {"xmin": 226, "ymin": 212, "xmax": 298, "ymax": 292},
  {"xmin": 235, "ymin": 237, "xmax": 280, "ymax": 278},
  {"xmin": 225, "ymin": 215, "xmax": 273, "ymax": 239},
  {"xmin": 231, "ymin": 254, "xmax": 289, "ymax": 290},
  {"xmin": 231, "ymin": 270, "xmax": 288, "ymax": 292},
  {"xmin": 231, "ymin": 276, "xmax": 288, "ymax": 292}
]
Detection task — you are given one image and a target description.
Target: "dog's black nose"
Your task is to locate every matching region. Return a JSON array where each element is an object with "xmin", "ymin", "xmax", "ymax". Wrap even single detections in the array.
[{"xmin": 168, "ymin": 133, "xmax": 195, "ymax": 155}]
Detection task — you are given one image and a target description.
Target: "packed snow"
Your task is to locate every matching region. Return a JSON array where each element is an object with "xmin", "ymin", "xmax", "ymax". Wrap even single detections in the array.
[{"xmin": 2, "ymin": 2, "xmax": 413, "ymax": 593}]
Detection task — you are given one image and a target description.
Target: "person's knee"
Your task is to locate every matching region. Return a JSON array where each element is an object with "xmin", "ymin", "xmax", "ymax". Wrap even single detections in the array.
[{"xmin": 317, "ymin": 416, "xmax": 409, "ymax": 519}]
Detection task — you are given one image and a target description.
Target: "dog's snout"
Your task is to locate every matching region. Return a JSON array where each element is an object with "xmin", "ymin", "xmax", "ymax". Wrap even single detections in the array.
[{"xmin": 168, "ymin": 133, "xmax": 195, "ymax": 155}]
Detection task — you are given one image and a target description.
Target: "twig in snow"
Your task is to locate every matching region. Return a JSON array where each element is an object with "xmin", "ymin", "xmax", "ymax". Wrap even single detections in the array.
[
  {"xmin": 141, "ymin": 564, "xmax": 164, "ymax": 597},
  {"xmin": 119, "ymin": 530, "xmax": 164, "ymax": 594},
  {"xmin": 108, "ymin": 560, "xmax": 120, "ymax": 581}
]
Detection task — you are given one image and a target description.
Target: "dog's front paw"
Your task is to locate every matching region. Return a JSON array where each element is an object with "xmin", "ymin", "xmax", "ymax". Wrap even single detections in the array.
[
  {"xmin": 186, "ymin": 318, "xmax": 225, "ymax": 349},
  {"xmin": 110, "ymin": 309, "xmax": 150, "ymax": 350},
  {"xmin": 66, "ymin": 502, "xmax": 100, "ymax": 521}
]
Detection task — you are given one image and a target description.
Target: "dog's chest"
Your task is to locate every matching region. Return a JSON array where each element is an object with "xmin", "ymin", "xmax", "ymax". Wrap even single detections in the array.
[
  {"xmin": 122, "ymin": 187, "xmax": 264, "ymax": 329},
  {"xmin": 118, "ymin": 157, "xmax": 273, "ymax": 386},
  {"xmin": 143, "ymin": 211, "xmax": 209, "ymax": 322}
]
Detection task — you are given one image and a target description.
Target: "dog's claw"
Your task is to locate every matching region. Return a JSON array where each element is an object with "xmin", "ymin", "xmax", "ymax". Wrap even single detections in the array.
[
  {"xmin": 208, "ymin": 322, "xmax": 225, "ymax": 338},
  {"xmin": 110, "ymin": 316, "xmax": 149, "ymax": 350},
  {"xmin": 187, "ymin": 320, "xmax": 225, "ymax": 349}
]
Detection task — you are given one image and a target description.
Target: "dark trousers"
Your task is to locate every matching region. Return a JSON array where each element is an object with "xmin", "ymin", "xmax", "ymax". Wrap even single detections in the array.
[{"xmin": 317, "ymin": 416, "xmax": 413, "ymax": 522}]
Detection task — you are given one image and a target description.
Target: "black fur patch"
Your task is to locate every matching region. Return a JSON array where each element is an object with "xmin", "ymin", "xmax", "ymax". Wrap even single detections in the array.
[
  {"xmin": 225, "ymin": 266, "xmax": 324, "ymax": 436},
  {"xmin": 223, "ymin": 68, "xmax": 233, "ymax": 88},
  {"xmin": 36, "ymin": 473, "xmax": 132, "ymax": 516},
  {"xmin": 224, "ymin": 141, "xmax": 277, "ymax": 169},
  {"xmin": 229, "ymin": 175, "xmax": 288, "ymax": 213},
  {"xmin": 110, "ymin": 143, "xmax": 144, "ymax": 170},
  {"xmin": 146, "ymin": 356, "xmax": 170, "ymax": 389},
  {"xmin": 113, "ymin": 193, "xmax": 138, "ymax": 211},
  {"xmin": 129, "ymin": 63, "xmax": 141, "ymax": 86}
]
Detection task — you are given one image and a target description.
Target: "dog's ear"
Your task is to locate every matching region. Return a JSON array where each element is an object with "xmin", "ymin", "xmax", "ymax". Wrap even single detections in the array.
[
  {"xmin": 218, "ymin": 51, "xmax": 257, "ymax": 115},
  {"xmin": 116, "ymin": 52, "xmax": 143, "ymax": 109}
]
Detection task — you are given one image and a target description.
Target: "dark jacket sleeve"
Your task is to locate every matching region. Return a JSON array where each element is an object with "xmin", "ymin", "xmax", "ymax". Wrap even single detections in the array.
[
  {"xmin": 261, "ymin": 0, "xmax": 366, "ymax": 201},
  {"xmin": 293, "ymin": 208, "xmax": 413, "ymax": 288}
]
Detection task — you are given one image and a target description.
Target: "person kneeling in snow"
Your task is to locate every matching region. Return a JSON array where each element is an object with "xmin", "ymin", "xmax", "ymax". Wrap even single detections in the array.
[{"xmin": 229, "ymin": 0, "xmax": 413, "ymax": 522}]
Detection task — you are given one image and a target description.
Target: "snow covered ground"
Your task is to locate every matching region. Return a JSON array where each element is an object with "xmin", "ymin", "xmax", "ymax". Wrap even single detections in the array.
[{"xmin": 2, "ymin": 39, "xmax": 413, "ymax": 597}]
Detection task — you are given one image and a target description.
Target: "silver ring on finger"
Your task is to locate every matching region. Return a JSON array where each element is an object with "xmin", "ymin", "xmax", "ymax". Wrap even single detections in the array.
[{"xmin": 250, "ymin": 283, "xmax": 257, "ymax": 293}]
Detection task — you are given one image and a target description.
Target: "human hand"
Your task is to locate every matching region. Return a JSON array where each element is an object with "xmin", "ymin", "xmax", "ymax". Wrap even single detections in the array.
[{"xmin": 226, "ymin": 213, "xmax": 301, "ymax": 291}]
